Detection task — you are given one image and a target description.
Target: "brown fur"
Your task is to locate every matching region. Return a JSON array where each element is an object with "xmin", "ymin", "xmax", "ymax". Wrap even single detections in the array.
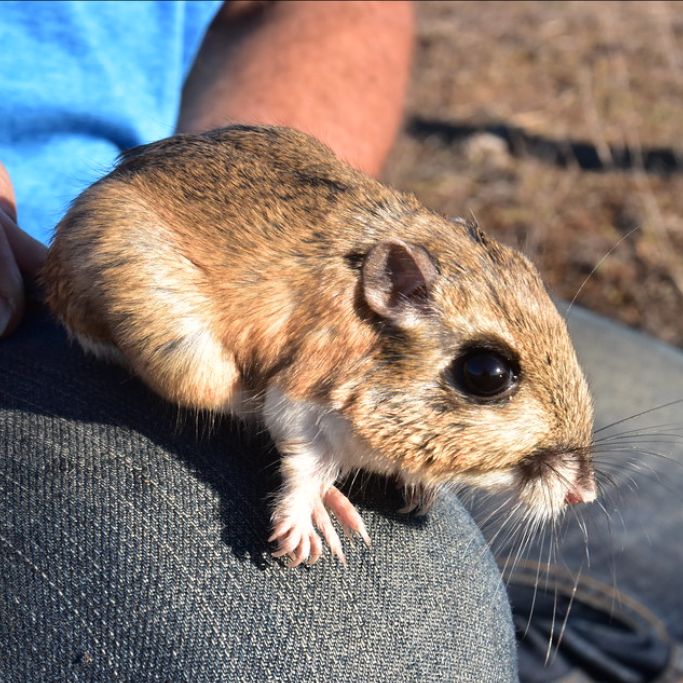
[{"xmin": 42, "ymin": 125, "xmax": 594, "ymax": 512}]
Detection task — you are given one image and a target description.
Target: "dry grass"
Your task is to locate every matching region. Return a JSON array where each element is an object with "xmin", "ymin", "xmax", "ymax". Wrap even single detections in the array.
[{"xmin": 385, "ymin": 1, "xmax": 683, "ymax": 345}]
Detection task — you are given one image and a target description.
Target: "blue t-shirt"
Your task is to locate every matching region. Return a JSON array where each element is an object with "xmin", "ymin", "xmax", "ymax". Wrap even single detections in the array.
[{"xmin": 0, "ymin": 0, "xmax": 223, "ymax": 244}]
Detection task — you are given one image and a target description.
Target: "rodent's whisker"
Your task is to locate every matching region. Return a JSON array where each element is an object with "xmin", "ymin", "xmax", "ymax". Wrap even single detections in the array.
[
  {"xmin": 593, "ymin": 444, "xmax": 683, "ymax": 470},
  {"xmin": 569, "ymin": 507, "xmax": 591, "ymax": 567},
  {"xmin": 484, "ymin": 501, "xmax": 525, "ymax": 556},
  {"xmin": 500, "ymin": 510, "xmax": 537, "ymax": 579},
  {"xmin": 592, "ymin": 474, "xmax": 633, "ymax": 512},
  {"xmin": 519, "ymin": 527, "xmax": 547, "ymax": 638},
  {"xmin": 596, "ymin": 424, "xmax": 683, "ymax": 438},
  {"xmin": 480, "ymin": 495, "xmax": 517, "ymax": 530},
  {"xmin": 593, "ymin": 451, "xmax": 666, "ymax": 471},
  {"xmin": 343, "ymin": 468, "xmax": 363, "ymax": 500},
  {"xmin": 493, "ymin": 510, "xmax": 540, "ymax": 599},
  {"xmin": 592, "ymin": 468, "xmax": 631, "ymax": 494},
  {"xmin": 490, "ymin": 504, "xmax": 531, "ymax": 562},
  {"xmin": 471, "ymin": 493, "xmax": 515, "ymax": 535},
  {"xmin": 593, "ymin": 422, "xmax": 683, "ymax": 443},
  {"xmin": 595, "ymin": 491, "xmax": 626, "ymax": 544},
  {"xmin": 595, "ymin": 496, "xmax": 623, "ymax": 542},
  {"xmin": 549, "ymin": 563, "xmax": 584, "ymax": 667},
  {"xmin": 542, "ymin": 533, "xmax": 562, "ymax": 666},
  {"xmin": 594, "ymin": 461, "xmax": 662, "ymax": 486},
  {"xmin": 592, "ymin": 398, "xmax": 683, "ymax": 435},
  {"xmin": 594, "ymin": 433, "xmax": 683, "ymax": 448},
  {"xmin": 599, "ymin": 462, "xmax": 681, "ymax": 497},
  {"xmin": 564, "ymin": 224, "xmax": 641, "ymax": 319},
  {"xmin": 578, "ymin": 509, "xmax": 591, "ymax": 567},
  {"xmin": 257, "ymin": 459, "xmax": 282, "ymax": 475}
]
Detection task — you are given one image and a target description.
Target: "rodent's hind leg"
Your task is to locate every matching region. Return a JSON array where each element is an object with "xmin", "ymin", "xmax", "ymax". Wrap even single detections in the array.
[
  {"xmin": 45, "ymin": 189, "xmax": 244, "ymax": 415},
  {"xmin": 119, "ymin": 330, "xmax": 243, "ymax": 414},
  {"xmin": 62, "ymin": 307, "xmax": 241, "ymax": 413}
]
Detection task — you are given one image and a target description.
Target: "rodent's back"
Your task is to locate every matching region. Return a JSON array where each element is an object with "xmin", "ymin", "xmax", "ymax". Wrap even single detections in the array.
[{"xmin": 42, "ymin": 126, "xmax": 423, "ymax": 400}]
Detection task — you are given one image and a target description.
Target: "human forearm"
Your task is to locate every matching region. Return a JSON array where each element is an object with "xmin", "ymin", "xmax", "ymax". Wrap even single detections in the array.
[{"xmin": 177, "ymin": 1, "xmax": 414, "ymax": 176}]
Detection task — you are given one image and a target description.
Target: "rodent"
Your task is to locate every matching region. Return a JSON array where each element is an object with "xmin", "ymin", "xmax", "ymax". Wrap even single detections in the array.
[{"xmin": 41, "ymin": 124, "xmax": 596, "ymax": 566}]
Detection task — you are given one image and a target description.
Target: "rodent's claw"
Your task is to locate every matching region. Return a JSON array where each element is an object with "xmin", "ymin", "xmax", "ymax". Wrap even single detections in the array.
[
  {"xmin": 398, "ymin": 482, "xmax": 437, "ymax": 517},
  {"xmin": 323, "ymin": 486, "xmax": 371, "ymax": 548},
  {"xmin": 397, "ymin": 501, "xmax": 418, "ymax": 515},
  {"xmin": 312, "ymin": 500, "xmax": 346, "ymax": 565},
  {"xmin": 307, "ymin": 531, "xmax": 323, "ymax": 566},
  {"xmin": 268, "ymin": 521, "xmax": 296, "ymax": 546},
  {"xmin": 270, "ymin": 521, "xmax": 322, "ymax": 567},
  {"xmin": 288, "ymin": 533, "xmax": 311, "ymax": 568},
  {"xmin": 269, "ymin": 527, "xmax": 303, "ymax": 557}
]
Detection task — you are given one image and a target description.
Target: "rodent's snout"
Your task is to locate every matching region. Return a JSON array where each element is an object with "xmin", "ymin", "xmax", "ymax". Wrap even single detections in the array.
[
  {"xmin": 564, "ymin": 479, "xmax": 597, "ymax": 506},
  {"xmin": 515, "ymin": 444, "xmax": 596, "ymax": 520}
]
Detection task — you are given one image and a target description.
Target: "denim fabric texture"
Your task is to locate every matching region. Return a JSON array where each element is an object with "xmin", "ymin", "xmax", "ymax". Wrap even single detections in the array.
[
  {"xmin": 0, "ymin": 308, "xmax": 518, "ymax": 682},
  {"xmin": 468, "ymin": 307, "xmax": 683, "ymax": 646},
  {"xmin": 556, "ymin": 308, "xmax": 683, "ymax": 640}
]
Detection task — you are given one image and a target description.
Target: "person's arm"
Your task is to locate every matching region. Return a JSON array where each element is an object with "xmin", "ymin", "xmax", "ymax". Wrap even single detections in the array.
[{"xmin": 177, "ymin": 0, "xmax": 415, "ymax": 176}]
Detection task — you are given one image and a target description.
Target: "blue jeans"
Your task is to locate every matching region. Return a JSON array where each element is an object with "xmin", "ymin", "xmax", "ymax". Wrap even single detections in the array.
[
  {"xmin": 546, "ymin": 308, "xmax": 683, "ymax": 640},
  {"xmin": 0, "ymin": 308, "xmax": 518, "ymax": 682}
]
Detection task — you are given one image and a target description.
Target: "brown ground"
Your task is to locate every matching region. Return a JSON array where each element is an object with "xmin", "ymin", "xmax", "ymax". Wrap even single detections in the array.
[{"xmin": 385, "ymin": 1, "xmax": 683, "ymax": 346}]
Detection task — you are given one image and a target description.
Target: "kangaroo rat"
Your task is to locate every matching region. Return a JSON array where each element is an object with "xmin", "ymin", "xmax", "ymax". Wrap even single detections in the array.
[{"xmin": 42, "ymin": 125, "xmax": 596, "ymax": 566}]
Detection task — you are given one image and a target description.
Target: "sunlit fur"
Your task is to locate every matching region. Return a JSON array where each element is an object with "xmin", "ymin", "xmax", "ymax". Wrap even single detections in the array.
[{"xmin": 42, "ymin": 125, "xmax": 595, "ymax": 560}]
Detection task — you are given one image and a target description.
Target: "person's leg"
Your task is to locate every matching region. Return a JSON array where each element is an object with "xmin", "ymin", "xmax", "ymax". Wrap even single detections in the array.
[
  {"xmin": 559, "ymin": 307, "xmax": 683, "ymax": 637},
  {"xmin": 470, "ymin": 306, "xmax": 683, "ymax": 682},
  {"xmin": 0, "ymin": 307, "xmax": 517, "ymax": 683}
]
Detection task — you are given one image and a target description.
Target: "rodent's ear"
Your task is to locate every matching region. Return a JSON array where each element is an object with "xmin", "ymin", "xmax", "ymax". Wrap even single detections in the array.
[{"xmin": 362, "ymin": 239, "xmax": 438, "ymax": 323}]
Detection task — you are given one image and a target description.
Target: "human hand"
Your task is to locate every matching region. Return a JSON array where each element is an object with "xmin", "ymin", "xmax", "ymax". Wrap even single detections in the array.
[{"xmin": 0, "ymin": 162, "xmax": 48, "ymax": 337}]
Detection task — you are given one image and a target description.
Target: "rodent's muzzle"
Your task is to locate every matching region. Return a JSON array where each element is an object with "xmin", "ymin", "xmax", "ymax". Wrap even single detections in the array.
[{"xmin": 518, "ymin": 444, "xmax": 596, "ymax": 510}]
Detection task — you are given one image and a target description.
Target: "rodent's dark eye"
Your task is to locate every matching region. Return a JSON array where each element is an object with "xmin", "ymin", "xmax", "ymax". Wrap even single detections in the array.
[{"xmin": 452, "ymin": 349, "xmax": 519, "ymax": 400}]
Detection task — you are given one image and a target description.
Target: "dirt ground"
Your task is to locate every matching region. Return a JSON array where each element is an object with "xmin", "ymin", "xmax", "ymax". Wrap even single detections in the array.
[{"xmin": 385, "ymin": 1, "xmax": 683, "ymax": 346}]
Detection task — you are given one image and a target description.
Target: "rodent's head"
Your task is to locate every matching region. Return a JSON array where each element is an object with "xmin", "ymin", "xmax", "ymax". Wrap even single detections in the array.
[{"xmin": 344, "ymin": 216, "xmax": 595, "ymax": 522}]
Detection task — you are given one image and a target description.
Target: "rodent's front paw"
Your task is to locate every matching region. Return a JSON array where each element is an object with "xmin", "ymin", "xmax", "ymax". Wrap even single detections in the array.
[
  {"xmin": 269, "ymin": 486, "xmax": 370, "ymax": 567},
  {"xmin": 269, "ymin": 517, "xmax": 326, "ymax": 568}
]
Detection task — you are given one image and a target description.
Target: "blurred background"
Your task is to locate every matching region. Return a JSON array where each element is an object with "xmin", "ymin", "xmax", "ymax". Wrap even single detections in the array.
[{"xmin": 385, "ymin": 0, "xmax": 683, "ymax": 346}]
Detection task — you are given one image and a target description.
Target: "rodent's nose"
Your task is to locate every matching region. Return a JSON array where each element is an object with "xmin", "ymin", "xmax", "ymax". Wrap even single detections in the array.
[{"xmin": 565, "ymin": 481, "xmax": 597, "ymax": 505}]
